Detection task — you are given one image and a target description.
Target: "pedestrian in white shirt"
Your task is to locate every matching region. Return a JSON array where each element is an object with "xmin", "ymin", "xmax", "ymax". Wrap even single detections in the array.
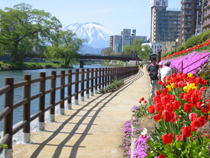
[{"xmin": 160, "ymin": 61, "xmax": 172, "ymax": 83}]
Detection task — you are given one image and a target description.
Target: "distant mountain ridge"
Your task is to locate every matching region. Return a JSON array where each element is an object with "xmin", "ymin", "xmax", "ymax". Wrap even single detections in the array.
[{"xmin": 62, "ymin": 22, "xmax": 114, "ymax": 50}]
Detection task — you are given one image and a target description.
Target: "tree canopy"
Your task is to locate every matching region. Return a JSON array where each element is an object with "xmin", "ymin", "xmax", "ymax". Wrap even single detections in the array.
[
  {"xmin": 122, "ymin": 38, "xmax": 153, "ymax": 59},
  {"xmin": 44, "ymin": 30, "xmax": 85, "ymax": 66},
  {"xmin": 101, "ymin": 47, "xmax": 114, "ymax": 56},
  {"xmin": 0, "ymin": 3, "xmax": 61, "ymax": 61},
  {"xmin": 142, "ymin": 45, "xmax": 153, "ymax": 59}
]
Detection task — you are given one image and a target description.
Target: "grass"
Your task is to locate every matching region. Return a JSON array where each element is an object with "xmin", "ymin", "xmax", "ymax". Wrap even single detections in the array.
[{"xmin": 0, "ymin": 61, "xmax": 71, "ymax": 71}]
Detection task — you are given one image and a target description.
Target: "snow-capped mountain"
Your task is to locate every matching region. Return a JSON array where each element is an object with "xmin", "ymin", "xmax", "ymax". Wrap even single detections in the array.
[{"xmin": 62, "ymin": 22, "xmax": 114, "ymax": 48}]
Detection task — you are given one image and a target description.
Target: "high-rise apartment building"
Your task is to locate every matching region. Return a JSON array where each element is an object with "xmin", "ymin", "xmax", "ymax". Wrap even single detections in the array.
[
  {"xmin": 180, "ymin": 0, "xmax": 201, "ymax": 44},
  {"xmin": 150, "ymin": 0, "xmax": 181, "ymax": 43},
  {"xmin": 203, "ymin": 0, "xmax": 210, "ymax": 31}
]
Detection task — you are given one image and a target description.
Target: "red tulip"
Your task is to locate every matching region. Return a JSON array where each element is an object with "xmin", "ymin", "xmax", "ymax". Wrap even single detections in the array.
[
  {"xmin": 170, "ymin": 112, "xmax": 177, "ymax": 123},
  {"xmin": 191, "ymin": 118, "xmax": 202, "ymax": 132},
  {"xmin": 158, "ymin": 80, "xmax": 163, "ymax": 85},
  {"xmin": 179, "ymin": 115, "xmax": 183, "ymax": 119},
  {"xmin": 179, "ymin": 92, "xmax": 185, "ymax": 99},
  {"xmin": 154, "ymin": 114, "xmax": 161, "ymax": 122},
  {"xmin": 209, "ymin": 115, "xmax": 210, "ymax": 121},
  {"xmin": 154, "ymin": 103, "xmax": 164, "ymax": 113},
  {"xmin": 201, "ymin": 107, "xmax": 210, "ymax": 114},
  {"xmin": 176, "ymin": 134, "xmax": 184, "ymax": 141},
  {"xmin": 162, "ymin": 110, "xmax": 173, "ymax": 122},
  {"xmin": 172, "ymin": 101, "xmax": 181, "ymax": 110},
  {"xmin": 147, "ymin": 105, "xmax": 155, "ymax": 114},
  {"xmin": 156, "ymin": 90, "xmax": 162, "ymax": 95},
  {"xmin": 140, "ymin": 97, "xmax": 144, "ymax": 101},
  {"xmin": 158, "ymin": 155, "xmax": 166, "ymax": 158},
  {"xmin": 184, "ymin": 103, "xmax": 193, "ymax": 113},
  {"xmin": 198, "ymin": 115, "xmax": 207, "ymax": 126},
  {"xmin": 166, "ymin": 103, "xmax": 173, "ymax": 111},
  {"xmin": 189, "ymin": 113, "xmax": 197, "ymax": 121},
  {"xmin": 196, "ymin": 102, "xmax": 202, "ymax": 110},
  {"xmin": 153, "ymin": 95, "xmax": 161, "ymax": 103},
  {"xmin": 144, "ymin": 100, "xmax": 147, "ymax": 103},
  {"xmin": 161, "ymin": 133, "xmax": 173, "ymax": 145},
  {"xmin": 181, "ymin": 126, "xmax": 192, "ymax": 138}
]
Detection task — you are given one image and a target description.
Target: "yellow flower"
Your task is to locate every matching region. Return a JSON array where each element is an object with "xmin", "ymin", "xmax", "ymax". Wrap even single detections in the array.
[
  {"xmin": 166, "ymin": 85, "xmax": 172, "ymax": 91},
  {"xmin": 183, "ymin": 86, "xmax": 189, "ymax": 92},
  {"xmin": 187, "ymin": 73, "xmax": 193, "ymax": 78},
  {"xmin": 171, "ymin": 83, "xmax": 175, "ymax": 88}
]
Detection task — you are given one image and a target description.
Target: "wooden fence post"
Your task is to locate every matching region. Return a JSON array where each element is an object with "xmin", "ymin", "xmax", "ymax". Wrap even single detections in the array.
[
  {"xmin": 81, "ymin": 69, "xmax": 84, "ymax": 101},
  {"xmin": 102, "ymin": 68, "xmax": 105, "ymax": 89},
  {"xmin": 86, "ymin": 69, "xmax": 90, "ymax": 99},
  {"xmin": 60, "ymin": 70, "xmax": 65, "ymax": 115},
  {"xmin": 99, "ymin": 68, "xmax": 101, "ymax": 90},
  {"xmin": 50, "ymin": 71, "xmax": 56, "ymax": 121},
  {"xmin": 75, "ymin": 69, "xmax": 79, "ymax": 105},
  {"xmin": 105, "ymin": 68, "xmax": 108, "ymax": 89},
  {"xmin": 107, "ymin": 68, "xmax": 110, "ymax": 87},
  {"xmin": 39, "ymin": 72, "xmax": 46, "ymax": 131},
  {"xmin": 3, "ymin": 78, "xmax": 14, "ymax": 158},
  {"xmin": 23, "ymin": 75, "xmax": 31, "ymax": 143},
  {"xmin": 104, "ymin": 68, "xmax": 107, "ymax": 90},
  {"xmin": 95, "ymin": 68, "xmax": 98, "ymax": 94},
  {"xmin": 91, "ymin": 68, "xmax": 94, "ymax": 96},
  {"xmin": 67, "ymin": 70, "xmax": 72, "ymax": 109}
]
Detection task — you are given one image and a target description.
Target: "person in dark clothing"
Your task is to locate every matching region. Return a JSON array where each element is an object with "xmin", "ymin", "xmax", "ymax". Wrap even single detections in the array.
[{"xmin": 147, "ymin": 57, "xmax": 161, "ymax": 99}]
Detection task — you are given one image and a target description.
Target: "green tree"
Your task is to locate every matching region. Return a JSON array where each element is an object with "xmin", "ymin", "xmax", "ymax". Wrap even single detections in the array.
[
  {"xmin": 132, "ymin": 37, "xmax": 143, "ymax": 57},
  {"xmin": 122, "ymin": 45, "xmax": 132, "ymax": 56},
  {"xmin": 142, "ymin": 45, "xmax": 153, "ymax": 59},
  {"xmin": 0, "ymin": 3, "xmax": 61, "ymax": 62},
  {"xmin": 44, "ymin": 30, "xmax": 85, "ymax": 66},
  {"xmin": 101, "ymin": 47, "xmax": 114, "ymax": 56}
]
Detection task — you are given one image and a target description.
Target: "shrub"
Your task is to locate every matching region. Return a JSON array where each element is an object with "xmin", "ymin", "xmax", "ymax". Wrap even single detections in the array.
[
  {"xmin": 183, "ymin": 34, "xmax": 202, "ymax": 49},
  {"xmin": 200, "ymin": 29, "xmax": 210, "ymax": 43}
]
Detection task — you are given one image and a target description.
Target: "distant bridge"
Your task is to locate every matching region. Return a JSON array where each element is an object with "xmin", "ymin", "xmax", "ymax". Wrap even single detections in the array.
[{"xmin": 79, "ymin": 55, "xmax": 141, "ymax": 68}]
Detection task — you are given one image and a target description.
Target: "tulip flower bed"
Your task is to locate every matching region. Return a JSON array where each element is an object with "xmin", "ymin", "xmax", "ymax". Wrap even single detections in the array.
[
  {"xmin": 146, "ymin": 73, "xmax": 210, "ymax": 157},
  {"xmin": 121, "ymin": 73, "xmax": 210, "ymax": 158}
]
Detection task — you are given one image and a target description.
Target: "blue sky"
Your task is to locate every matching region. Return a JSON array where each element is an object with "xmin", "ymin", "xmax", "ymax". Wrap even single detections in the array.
[{"xmin": 0, "ymin": 0, "xmax": 181, "ymax": 37}]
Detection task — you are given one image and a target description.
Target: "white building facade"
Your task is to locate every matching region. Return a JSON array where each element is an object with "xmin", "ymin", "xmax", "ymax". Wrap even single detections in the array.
[{"xmin": 142, "ymin": 43, "xmax": 162, "ymax": 54}]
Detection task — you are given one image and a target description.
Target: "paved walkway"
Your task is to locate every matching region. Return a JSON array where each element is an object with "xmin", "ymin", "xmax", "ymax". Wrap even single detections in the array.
[{"xmin": 12, "ymin": 67, "xmax": 150, "ymax": 158}]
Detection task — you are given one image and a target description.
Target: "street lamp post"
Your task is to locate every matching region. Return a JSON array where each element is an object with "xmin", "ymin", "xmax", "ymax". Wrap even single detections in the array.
[
  {"xmin": 199, "ymin": 0, "xmax": 208, "ymax": 33},
  {"xmin": 175, "ymin": 38, "xmax": 179, "ymax": 53}
]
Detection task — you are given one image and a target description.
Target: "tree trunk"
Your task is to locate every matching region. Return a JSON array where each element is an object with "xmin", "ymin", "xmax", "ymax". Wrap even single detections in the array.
[
  {"xmin": 65, "ymin": 58, "xmax": 70, "ymax": 66},
  {"xmin": 12, "ymin": 42, "xmax": 22, "ymax": 62}
]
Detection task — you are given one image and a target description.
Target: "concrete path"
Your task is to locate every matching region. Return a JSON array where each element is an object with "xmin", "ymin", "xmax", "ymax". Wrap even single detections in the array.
[{"xmin": 12, "ymin": 67, "xmax": 150, "ymax": 158}]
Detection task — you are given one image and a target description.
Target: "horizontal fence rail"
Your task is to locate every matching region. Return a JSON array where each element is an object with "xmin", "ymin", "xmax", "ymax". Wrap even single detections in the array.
[{"xmin": 0, "ymin": 66, "xmax": 139, "ymax": 157}]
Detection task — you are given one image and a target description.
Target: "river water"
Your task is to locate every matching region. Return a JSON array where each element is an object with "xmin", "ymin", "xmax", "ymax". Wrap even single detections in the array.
[{"xmin": 0, "ymin": 64, "xmax": 107, "ymax": 134}]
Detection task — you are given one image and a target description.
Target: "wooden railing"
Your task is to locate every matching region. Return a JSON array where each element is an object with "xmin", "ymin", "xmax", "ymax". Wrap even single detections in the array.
[
  {"xmin": 0, "ymin": 66, "xmax": 139, "ymax": 157},
  {"xmin": 180, "ymin": 53, "xmax": 210, "ymax": 73}
]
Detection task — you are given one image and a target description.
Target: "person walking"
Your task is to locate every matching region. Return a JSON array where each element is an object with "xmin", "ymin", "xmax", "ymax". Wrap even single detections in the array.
[
  {"xmin": 147, "ymin": 57, "xmax": 160, "ymax": 99},
  {"xmin": 158, "ymin": 62, "xmax": 163, "ymax": 81},
  {"xmin": 160, "ymin": 61, "xmax": 172, "ymax": 83}
]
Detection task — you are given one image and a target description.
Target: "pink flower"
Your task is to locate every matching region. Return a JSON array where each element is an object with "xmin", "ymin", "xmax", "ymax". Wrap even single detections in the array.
[{"xmin": 189, "ymin": 113, "xmax": 197, "ymax": 121}]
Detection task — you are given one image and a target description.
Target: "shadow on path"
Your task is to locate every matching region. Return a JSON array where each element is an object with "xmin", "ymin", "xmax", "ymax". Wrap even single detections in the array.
[{"xmin": 30, "ymin": 71, "xmax": 144, "ymax": 158}]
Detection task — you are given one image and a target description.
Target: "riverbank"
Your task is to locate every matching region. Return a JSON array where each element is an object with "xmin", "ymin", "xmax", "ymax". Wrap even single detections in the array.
[{"xmin": 0, "ymin": 61, "xmax": 73, "ymax": 71}]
